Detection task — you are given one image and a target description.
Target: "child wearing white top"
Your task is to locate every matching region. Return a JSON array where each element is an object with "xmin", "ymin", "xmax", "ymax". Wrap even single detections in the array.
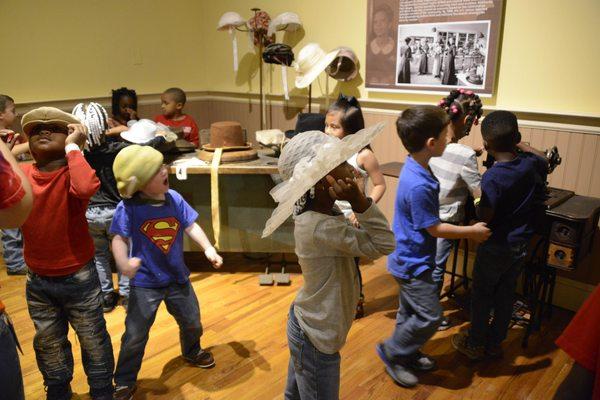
[{"xmin": 325, "ymin": 94, "xmax": 386, "ymax": 318}]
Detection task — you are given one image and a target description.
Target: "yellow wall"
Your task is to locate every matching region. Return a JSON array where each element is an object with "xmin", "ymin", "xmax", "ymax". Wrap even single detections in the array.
[
  {"xmin": 2, "ymin": 0, "xmax": 599, "ymax": 116},
  {"xmin": 0, "ymin": 0, "xmax": 206, "ymax": 103},
  {"xmin": 202, "ymin": 0, "xmax": 600, "ymax": 116}
]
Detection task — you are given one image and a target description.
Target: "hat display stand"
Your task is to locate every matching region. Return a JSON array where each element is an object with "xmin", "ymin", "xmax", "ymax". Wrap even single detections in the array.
[{"xmin": 218, "ymin": 9, "xmax": 302, "ymax": 130}]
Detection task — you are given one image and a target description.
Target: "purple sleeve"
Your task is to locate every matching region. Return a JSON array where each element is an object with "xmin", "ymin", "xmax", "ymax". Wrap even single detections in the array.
[{"xmin": 410, "ymin": 185, "xmax": 441, "ymax": 230}]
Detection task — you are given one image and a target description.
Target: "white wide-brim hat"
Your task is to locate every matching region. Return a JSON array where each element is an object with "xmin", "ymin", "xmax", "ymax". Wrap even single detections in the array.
[
  {"xmin": 217, "ymin": 11, "xmax": 246, "ymax": 30},
  {"xmin": 262, "ymin": 122, "xmax": 385, "ymax": 237},
  {"xmin": 121, "ymin": 119, "xmax": 158, "ymax": 144},
  {"xmin": 267, "ymin": 12, "xmax": 302, "ymax": 36},
  {"xmin": 294, "ymin": 43, "xmax": 340, "ymax": 89}
]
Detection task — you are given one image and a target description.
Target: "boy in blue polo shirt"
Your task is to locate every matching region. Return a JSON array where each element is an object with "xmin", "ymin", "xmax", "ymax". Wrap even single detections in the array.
[
  {"xmin": 377, "ymin": 106, "xmax": 491, "ymax": 388},
  {"xmin": 452, "ymin": 111, "xmax": 548, "ymax": 361},
  {"xmin": 109, "ymin": 145, "xmax": 223, "ymax": 400}
]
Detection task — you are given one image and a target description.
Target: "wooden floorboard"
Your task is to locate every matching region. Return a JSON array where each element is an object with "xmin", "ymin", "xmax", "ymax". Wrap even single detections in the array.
[{"xmin": 0, "ymin": 254, "xmax": 574, "ymax": 400}]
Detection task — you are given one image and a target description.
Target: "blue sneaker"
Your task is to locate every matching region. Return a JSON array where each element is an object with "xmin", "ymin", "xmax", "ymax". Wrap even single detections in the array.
[{"xmin": 376, "ymin": 343, "xmax": 418, "ymax": 387}]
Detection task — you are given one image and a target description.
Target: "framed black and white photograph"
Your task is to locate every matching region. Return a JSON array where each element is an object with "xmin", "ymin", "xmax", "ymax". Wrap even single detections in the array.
[
  {"xmin": 395, "ymin": 21, "xmax": 490, "ymax": 89},
  {"xmin": 366, "ymin": 0, "xmax": 503, "ymax": 96}
]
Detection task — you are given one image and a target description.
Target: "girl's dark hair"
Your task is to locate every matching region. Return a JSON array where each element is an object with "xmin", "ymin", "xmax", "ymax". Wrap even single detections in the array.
[
  {"xmin": 404, "ymin": 37, "xmax": 411, "ymax": 44},
  {"xmin": 438, "ymin": 88, "xmax": 483, "ymax": 136},
  {"xmin": 0, "ymin": 94, "xmax": 14, "ymax": 113},
  {"xmin": 328, "ymin": 94, "xmax": 365, "ymax": 135},
  {"xmin": 111, "ymin": 87, "xmax": 138, "ymax": 116}
]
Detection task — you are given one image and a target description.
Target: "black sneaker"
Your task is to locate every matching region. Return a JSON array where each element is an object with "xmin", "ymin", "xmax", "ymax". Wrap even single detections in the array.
[
  {"xmin": 46, "ymin": 384, "xmax": 73, "ymax": 400},
  {"xmin": 121, "ymin": 296, "xmax": 129, "ymax": 312},
  {"xmin": 184, "ymin": 350, "xmax": 216, "ymax": 368},
  {"xmin": 102, "ymin": 291, "xmax": 118, "ymax": 313},
  {"xmin": 485, "ymin": 343, "xmax": 504, "ymax": 359},
  {"xmin": 6, "ymin": 266, "xmax": 27, "ymax": 275},
  {"xmin": 355, "ymin": 298, "xmax": 365, "ymax": 319},
  {"xmin": 91, "ymin": 386, "xmax": 115, "ymax": 400},
  {"xmin": 376, "ymin": 343, "xmax": 419, "ymax": 387},
  {"xmin": 451, "ymin": 332, "xmax": 485, "ymax": 361},
  {"xmin": 437, "ymin": 316, "xmax": 451, "ymax": 331},
  {"xmin": 114, "ymin": 385, "xmax": 136, "ymax": 400},
  {"xmin": 409, "ymin": 351, "xmax": 436, "ymax": 371}
]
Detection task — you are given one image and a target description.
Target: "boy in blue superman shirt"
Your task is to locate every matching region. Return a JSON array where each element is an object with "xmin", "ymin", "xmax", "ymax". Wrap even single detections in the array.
[{"xmin": 109, "ymin": 145, "xmax": 222, "ymax": 400}]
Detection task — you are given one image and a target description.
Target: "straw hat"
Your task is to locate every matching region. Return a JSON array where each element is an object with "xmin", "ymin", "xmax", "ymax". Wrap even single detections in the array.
[
  {"xmin": 267, "ymin": 12, "xmax": 302, "ymax": 36},
  {"xmin": 262, "ymin": 122, "xmax": 385, "ymax": 237},
  {"xmin": 293, "ymin": 43, "xmax": 340, "ymax": 89},
  {"xmin": 326, "ymin": 47, "xmax": 359, "ymax": 82},
  {"xmin": 21, "ymin": 107, "xmax": 81, "ymax": 137}
]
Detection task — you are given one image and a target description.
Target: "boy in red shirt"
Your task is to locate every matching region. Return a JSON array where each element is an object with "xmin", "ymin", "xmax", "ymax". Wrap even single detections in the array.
[
  {"xmin": 154, "ymin": 87, "xmax": 199, "ymax": 147},
  {"xmin": 19, "ymin": 107, "xmax": 114, "ymax": 400},
  {"xmin": 554, "ymin": 284, "xmax": 600, "ymax": 400}
]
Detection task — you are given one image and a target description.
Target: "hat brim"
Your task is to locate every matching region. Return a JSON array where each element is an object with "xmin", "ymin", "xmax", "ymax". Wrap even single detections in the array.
[
  {"xmin": 22, "ymin": 116, "xmax": 80, "ymax": 137},
  {"xmin": 120, "ymin": 131, "xmax": 154, "ymax": 144},
  {"xmin": 295, "ymin": 49, "xmax": 340, "ymax": 89},
  {"xmin": 262, "ymin": 122, "xmax": 385, "ymax": 237}
]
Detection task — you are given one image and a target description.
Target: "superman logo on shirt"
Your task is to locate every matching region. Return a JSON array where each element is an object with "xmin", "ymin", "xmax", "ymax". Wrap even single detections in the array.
[{"xmin": 140, "ymin": 217, "xmax": 180, "ymax": 254}]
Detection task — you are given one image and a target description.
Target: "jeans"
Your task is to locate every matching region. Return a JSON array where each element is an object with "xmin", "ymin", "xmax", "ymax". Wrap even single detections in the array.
[
  {"xmin": 115, "ymin": 281, "xmax": 204, "ymax": 386},
  {"xmin": 469, "ymin": 241, "xmax": 528, "ymax": 347},
  {"xmin": 383, "ymin": 269, "xmax": 443, "ymax": 360},
  {"xmin": 86, "ymin": 207, "xmax": 129, "ymax": 297},
  {"xmin": 1, "ymin": 228, "xmax": 26, "ymax": 273},
  {"xmin": 285, "ymin": 304, "xmax": 341, "ymax": 400},
  {"xmin": 432, "ymin": 237, "xmax": 454, "ymax": 292},
  {"xmin": 0, "ymin": 312, "xmax": 24, "ymax": 400},
  {"xmin": 26, "ymin": 262, "xmax": 114, "ymax": 397}
]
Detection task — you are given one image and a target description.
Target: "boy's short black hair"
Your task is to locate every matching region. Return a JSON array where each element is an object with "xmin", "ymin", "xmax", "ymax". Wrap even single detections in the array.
[
  {"xmin": 481, "ymin": 110, "xmax": 519, "ymax": 152},
  {"xmin": 0, "ymin": 94, "xmax": 14, "ymax": 113},
  {"xmin": 164, "ymin": 87, "xmax": 186, "ymax": 105},
  {"xmin": 396, "ymin": 105, "xmax": 449, "ymax": 153}
]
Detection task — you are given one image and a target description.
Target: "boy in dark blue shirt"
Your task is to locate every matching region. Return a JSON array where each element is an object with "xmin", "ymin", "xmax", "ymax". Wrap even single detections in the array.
[
  {"xmin": 452, "ymin": 110, "xmax": 548, "ymax": 361},
  {"xmin": 109, "ymin": 145, "xmax": 223, "ymax": 400},
  {"xmin": 377, "ymin": 106, "xmax": 491, "ymax": 387}
]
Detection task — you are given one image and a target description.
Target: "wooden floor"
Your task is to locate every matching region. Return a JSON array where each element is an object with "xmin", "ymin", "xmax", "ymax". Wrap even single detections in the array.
[{"xmin": 0, "ymin": 254, "xmax": 575, "ymax": 400}]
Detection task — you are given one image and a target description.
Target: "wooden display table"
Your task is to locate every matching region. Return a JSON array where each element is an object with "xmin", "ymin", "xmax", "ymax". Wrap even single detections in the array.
[{"xmin": 167, "ymin": 152, "xmax": 294, "ymax": 254}]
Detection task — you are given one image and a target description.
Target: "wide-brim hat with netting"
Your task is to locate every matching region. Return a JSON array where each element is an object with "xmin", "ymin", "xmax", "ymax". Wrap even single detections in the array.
[{"xmin": 262, "ymin": 122, "xmax": 385, "ymax": 237}]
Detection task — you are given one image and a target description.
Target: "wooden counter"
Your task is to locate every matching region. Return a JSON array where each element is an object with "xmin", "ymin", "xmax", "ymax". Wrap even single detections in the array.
[
  {"xmin": 168, "ymin": 152, "xmax": 279, "ymax": 175},
  {"xmin": 166, "ymin": 152, "xmax": 293, "ymax": 254}
]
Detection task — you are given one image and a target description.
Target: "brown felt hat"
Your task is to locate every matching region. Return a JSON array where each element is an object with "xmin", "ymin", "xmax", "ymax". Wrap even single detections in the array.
[{"xmin": 21, "ymin": 107, "xmax": 81, "ymax": 137}]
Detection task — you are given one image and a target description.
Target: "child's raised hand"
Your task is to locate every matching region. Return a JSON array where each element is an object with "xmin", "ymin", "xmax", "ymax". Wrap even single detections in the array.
[
  {"xmin": 125, "ymin": 108, "xmax": 138, "ymax": 121},
  {"xmin": 469, "ymin": 222, "xmax": 492, "ymax": 242},
  {"xmin": 122, "ymin": 257, "xmax": 142, "ymax": 279},
  {"xmin": 65, "ymin": 123, "xmax": 88, "ymax": 148},
  {"xmin": 325, "ymin": 175, "xmax": 370, "ymax": 213},
  {"xmin": 204, "ymin": 246, "xmax": 223, "ymax": 269}
]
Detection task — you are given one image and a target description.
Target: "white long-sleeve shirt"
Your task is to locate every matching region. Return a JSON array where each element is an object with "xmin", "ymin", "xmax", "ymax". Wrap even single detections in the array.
[{"xmin": 292, "ymin": 202, "xmax": 395, "ymax": 354}]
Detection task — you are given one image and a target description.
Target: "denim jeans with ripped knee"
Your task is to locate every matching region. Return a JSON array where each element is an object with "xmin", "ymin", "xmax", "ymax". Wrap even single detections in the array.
[{"xmin": 26, "ymin": 262, "xmax": 114, "ymax": 397}]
